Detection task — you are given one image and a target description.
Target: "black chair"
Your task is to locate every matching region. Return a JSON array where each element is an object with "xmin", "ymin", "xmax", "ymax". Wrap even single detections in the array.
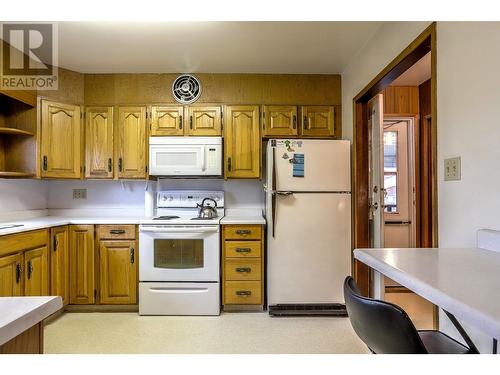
[{"xmin": 343, "ymin": 276, "xmax": 476, "ymax": 354}]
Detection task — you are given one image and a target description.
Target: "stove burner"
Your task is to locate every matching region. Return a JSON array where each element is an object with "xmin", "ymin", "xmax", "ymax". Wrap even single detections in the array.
[{"xmin": 153, "ymin": 216, "xmax": 180, "ymax": 220}]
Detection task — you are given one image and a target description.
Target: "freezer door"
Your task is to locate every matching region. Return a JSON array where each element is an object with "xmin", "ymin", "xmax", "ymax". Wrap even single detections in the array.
[
  {"xmin": 267, "ymin": 192, "xmax": 351, "ymax": 304},
  {"xmin": 268, "ymin": 139, "xmax": 351, "ymax": 192}
]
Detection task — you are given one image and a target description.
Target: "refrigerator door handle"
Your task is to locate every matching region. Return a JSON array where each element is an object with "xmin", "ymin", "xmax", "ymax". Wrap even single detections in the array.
[
  {"xmin": 272, "ymin": 146, "xmax": 276, "ymax": 191},
  {"xmin": 271, "ymin": 192, "xmax": 276, "ymax": 238}
]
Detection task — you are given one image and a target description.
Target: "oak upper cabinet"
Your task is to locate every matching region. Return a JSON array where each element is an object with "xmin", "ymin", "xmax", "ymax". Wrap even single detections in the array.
[
  {"xmin": 262, "ymin": 105, "xmax": 298, "ymax": 137},
  {"xmin": 50, "ymin": 226, "xmax": 69, "ymax": 306},
  {"xmin": 186, "ymin": 106, "xmax": 222, "ymax": 136},
  {"xmin": 116, "ymin": 106, "xmax": 148, "ymax": 179},
  {"xmin": 40, "ymin": 100, "xmax": 82, "ymax": 178},
  {"xmin": 99, "ymin": 240, "xmax": 137, "ymax": 304},
  {"xmin": 69, "ymin": 225, "xmax": 95, "ymax": 304},
  {"xmin": 85, "ymin": 106, "xmax": 114, "ymax": 179},
  {"xmin": 224, "ymin": 105, "xmax": 261, "ymax": 179},
  {"xmin": 151, "ymin": 105, "xmax": 184, "ymax": 136},
  {"xmin": 300, "ymin": 105, "xmax": 335, "ymax": 137},
  {"xmin": 24, "ymin": 246, "xmax": 49, "ymax": 296},
  {"xmin": 0, "ymin": 253, "xmax": 23, "ymax": 297}
]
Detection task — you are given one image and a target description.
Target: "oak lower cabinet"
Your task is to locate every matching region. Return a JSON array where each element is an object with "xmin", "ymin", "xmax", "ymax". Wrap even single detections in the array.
[
  {"xmin": 0, "ymin": 253, "xmax": 23, "ymax": 296},
  {"xmin": 69, "ymin": 225, "xmax": 95, "ymax": 304},
  {"xmin": 300, "ymin": 105, "xmax": 335, "ymax": 137},
  {"xmin": 222, "ymin": 224, "xmax": 264, "ymax": 311},
  {"xmin": 24, "ymin": 246, "xmax": 49, "ymax": 296},
  {"xmin": 224, "ymin": 105, "xmax": 261, "ymax": 179},
  {"xmin": 116, "ymin": 106, "xmax": 148, "ymax": 179},
  {"xmin": 262, "ymin": 105, "xmax": 298, "ymax": 137},
  {"xmin": 40, "ymin": 100, "xmax": 82, "ymax": 179},
  {"xmin": 85, "ymin": 106, "xmax": 114, "ymax": 179},
  {"xmin": 50, "ymin": 226, "xmax": 69, "ymax": 306}
]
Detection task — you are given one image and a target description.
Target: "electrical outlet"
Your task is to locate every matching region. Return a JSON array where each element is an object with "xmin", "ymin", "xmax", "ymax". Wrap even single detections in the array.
[
  {"xmin": 72, "ymin": 189, "xmax": 87, "ymax": 199},
  {"xmin": 444, "ymin": 157, "xmax": 461, "ymax": 181}
]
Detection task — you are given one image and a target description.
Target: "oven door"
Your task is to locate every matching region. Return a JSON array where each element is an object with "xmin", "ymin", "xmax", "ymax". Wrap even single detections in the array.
[{"xmin": 139, "ymin": 225, "xmax": 219, "ymax": 282}]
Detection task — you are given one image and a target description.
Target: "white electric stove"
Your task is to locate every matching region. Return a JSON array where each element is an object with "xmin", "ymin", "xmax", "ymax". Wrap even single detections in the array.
[{"xmin": 139, "ymin": 190, "xmax": 224, "ymax": 316}]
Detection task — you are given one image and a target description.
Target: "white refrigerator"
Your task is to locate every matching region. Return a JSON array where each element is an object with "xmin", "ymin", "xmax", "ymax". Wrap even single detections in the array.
[{"xmin": 265, "ymin": 139, "xmax": 351, "ymax": 315}]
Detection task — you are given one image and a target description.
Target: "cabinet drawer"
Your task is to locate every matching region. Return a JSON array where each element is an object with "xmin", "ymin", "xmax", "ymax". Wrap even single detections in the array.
[
  {"xmin": 223, "ymin": 225, "xmax": 262, "ymax": 240},
  {"xmin": 0, "ymin": 229, "xmax": 48, "ymax": 257},
  {"xmin": 97, "ymin": 225, "xmax": 136, "ymax": 240},
  {"xmin": 225, "ymin": 241, "xmax": 261, "ymax": 258},
  {"xmin": 225, "ymin": 259, "xmax": 261, "ymax": 281},
  {"xmin": 224, "ymin": 281, "xmax": 262, "ymax": 305}
]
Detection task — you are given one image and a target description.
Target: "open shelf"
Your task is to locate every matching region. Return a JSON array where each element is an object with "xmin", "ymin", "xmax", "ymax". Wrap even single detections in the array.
[
  {"xmin": 0, "ymin": 127, "xmax": 35, "ymax": 136},
  {"xmin": 0, "ymin": 171, "xmax": 36, "ymax": 178}
]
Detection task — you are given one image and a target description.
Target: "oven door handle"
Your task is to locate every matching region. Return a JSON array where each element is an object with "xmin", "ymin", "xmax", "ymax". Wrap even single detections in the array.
[
  {"xmin": 139, "ymin": 226, "xmax": 219, "ymax": 233},
  {"xmin": 149, "ymin": 287, "xmax": 209, "ymax": 294}
]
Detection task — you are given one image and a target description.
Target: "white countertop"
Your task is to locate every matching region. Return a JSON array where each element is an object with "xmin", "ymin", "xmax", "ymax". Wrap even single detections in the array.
[
  {"xmin": 0, "ymin": 296, "xmax": 62, "ymax": 346},
  {"xmin": 354, "ymin": 247, "xmax": 500, "ymax": 339},
  {"xmin": 220, "ymin": 208, "xmax": 266, "ymax": 225}
]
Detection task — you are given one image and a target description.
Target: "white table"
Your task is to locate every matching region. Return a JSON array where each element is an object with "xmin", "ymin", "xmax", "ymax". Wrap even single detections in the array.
[{"xmin": 353, "ymin": 247, "xmax": 500, "ymax": 343}]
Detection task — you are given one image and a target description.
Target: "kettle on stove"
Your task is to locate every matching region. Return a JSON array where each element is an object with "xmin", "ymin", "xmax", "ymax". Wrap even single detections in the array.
[{"xmin": 196, "ymin": 198, "xmax": 218, "ymax": 219}]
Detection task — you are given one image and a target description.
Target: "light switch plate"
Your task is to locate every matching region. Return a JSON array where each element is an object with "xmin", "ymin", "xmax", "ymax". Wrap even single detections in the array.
[
  {"xmin": 73, "ymin": 189, "xmax": 87, "ymax": 199},
  {"xmin": 444, "ymin": 157, "xmax": 461, "ymax": 181}
]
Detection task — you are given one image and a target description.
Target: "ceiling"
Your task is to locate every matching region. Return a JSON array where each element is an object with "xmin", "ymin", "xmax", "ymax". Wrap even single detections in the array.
[
  {"xmin": 390, "ymin": 52, "xmax": 431, "ymax": 86},
  {"xmin": 57, "ymin": 22, "xmax": 382, "ymax": 74}
]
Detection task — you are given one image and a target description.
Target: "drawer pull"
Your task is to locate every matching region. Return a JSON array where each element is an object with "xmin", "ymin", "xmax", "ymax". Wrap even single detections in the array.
[
  {"xmin": 236, "ymin": 267, "xmax": 251, "ymax": 273},
  {"xmin": 235, "ymin": 247, "xmax": 252, "ymax": 253},
  {"xmin": 236, "ymin": 290, "xmax": 252, "ymax": 296},
  {"xmin": 235, "ymin": 229, "xmax": 251, "ymax": 235},
  {"xmin": 110, "ymin": 229, "xmax": 126, "ymax": 235}
]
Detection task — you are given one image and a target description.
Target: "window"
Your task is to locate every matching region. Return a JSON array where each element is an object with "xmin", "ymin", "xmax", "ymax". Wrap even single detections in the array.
[{"xmin": 384, "ymin": 131, "xmax": 398, "ymax": 213}]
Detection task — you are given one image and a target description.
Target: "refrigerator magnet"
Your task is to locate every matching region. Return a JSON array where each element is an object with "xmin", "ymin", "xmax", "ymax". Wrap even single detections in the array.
[{"xmin": 292, "ymin": 153, "xmax": 304, "ymax": 177}]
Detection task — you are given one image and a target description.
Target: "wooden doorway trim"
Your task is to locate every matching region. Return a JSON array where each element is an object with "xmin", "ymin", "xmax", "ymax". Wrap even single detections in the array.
[{"xmin": 352, "ymin": 22, "xmax": 437, "ymax": 296}]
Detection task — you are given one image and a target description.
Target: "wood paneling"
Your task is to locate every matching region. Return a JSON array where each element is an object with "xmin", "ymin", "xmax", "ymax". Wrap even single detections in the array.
[
  {"xmin": 39, "ymin": 67, "xmax": 85, "ymax": 105},
  {"xmin": 50, "ymin": 226, "xmax": 69, "ymax": 305},
  {"xmin": 85, "ymin": 106, "xmax": 114, "ymax": 178},
  {"xmin": 0, "ymin": 253, "xmax": 23, "ymax": 297},
  {"xmin": 24, "ymin": 246, "xmax": 49, "ymax": 296},
  {"xmin": 0, "ymin": 90, "xmax": 36, "ymax": 107},
  {"xmin": 0, "ymin": 322, "xmax": 43, "ymax": 354},
  {"xmin": 383, "ymin": 86, "xmax": 419, "ymax": 115},
  {"xmin": 262, "ymin": 105, "xmax": 298, "ymax": 137},
  {"xmin": 186, "ymin": 105, "xmax": 222, "ymax": 136},
  {"xmin": 224, "ymin": 105, "xmax": 260, "ymax": 179},
  {"xmin": 40, "ymin": 100, "xmax": 82, "ymax": 178},
  {"xmin": 69, "ymin": 225, "xmax": 95, "ymax": 304},
  {"xmin": 116, "ymin": 106, "xmax": 147, "ymax": 179},
  {"xmin": 99, "ymin": 240, "xmax": 137, "ymax": 304},
  {"xmin": 301, "ymin": 105, "xmax": 335, "ymax": 137},
  {"xmin": 150, "ymin": 105, "xmax": 184, "ymax": 136}
]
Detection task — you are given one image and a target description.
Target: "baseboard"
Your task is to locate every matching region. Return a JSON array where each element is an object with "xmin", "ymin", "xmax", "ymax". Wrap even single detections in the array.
[{"xmin": 64, "ymin": 304, "xmax": 139, "ymax": 312}]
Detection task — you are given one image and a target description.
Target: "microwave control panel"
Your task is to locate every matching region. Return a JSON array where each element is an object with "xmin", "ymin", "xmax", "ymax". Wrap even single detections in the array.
[{"xmin": 207, "ymin": 148, "xmax": 218, "ymax": 169}]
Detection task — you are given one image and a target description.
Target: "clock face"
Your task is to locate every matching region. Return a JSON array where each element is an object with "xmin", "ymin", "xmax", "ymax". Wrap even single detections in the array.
[{"xmin": 172, "ymin": 74, "xmax": 201, "ymax": 104}]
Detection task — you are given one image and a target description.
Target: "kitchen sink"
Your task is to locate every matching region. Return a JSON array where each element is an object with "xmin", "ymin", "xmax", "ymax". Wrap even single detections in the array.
[{"xmin": 0, "ymin": 224, "xmax": 24, "ymax": 230}]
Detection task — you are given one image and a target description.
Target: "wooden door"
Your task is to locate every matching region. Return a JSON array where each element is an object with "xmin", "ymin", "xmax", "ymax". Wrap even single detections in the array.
[
  {"xmin": 186, "ymin": 106, "xmax": 222, "ymax": 136},
  {"xmin": 300, "ymin": 106, "xmax": 335, "ymax": 137},
  {"xmin": 224, "ymin": 105, "xmax": 260, "ymax": 178},
  {"xmin": 262, "ymin": 105, "xmax": 298, "ymax": 137},
  {"xmin": 99, "ymin": 240, "xmax": 137, "ymax": 304},
  {"xmin": 116, "ymin": 106, "xmax": 147, "ymax": 179},
  {"xmin": 50, "ymin": 226, "xmax": 69, "ymax": 305},
  {"xmin": 85, "ymin": 106, "xmax": 114, "ymax": 178},
  {"xmin": 151, "ymin": 106, "xmax": 184, "ymax": 136},
  {"xmin": 24, "ymin": 246, "xmax": 49, "ymax": 296},
  {"xmin": 40, "ymin": 100, "xmax": 82, "ymax": 178},
  {"xmin": 0, "ymin": 253, "xmax": 23, "ymax": 297},
  {"xmin": 69, "ymin": 225, "xmax": 95, "ymax": 304}
]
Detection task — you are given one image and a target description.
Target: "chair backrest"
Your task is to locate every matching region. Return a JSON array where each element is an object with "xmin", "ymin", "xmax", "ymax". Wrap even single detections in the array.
[{"xmin": 343, "ymin": 276, "xmax": 428, "ymax": 354}]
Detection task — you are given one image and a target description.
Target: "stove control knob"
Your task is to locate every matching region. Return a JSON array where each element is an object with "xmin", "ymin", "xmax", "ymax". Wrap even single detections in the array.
[
  {"xmin": 168, "ymin": 196, "xmax": 174, "ymax": 201},
  {"xmin": 161, "ymin": 195, "xmax": 167, "ymax": 201}
]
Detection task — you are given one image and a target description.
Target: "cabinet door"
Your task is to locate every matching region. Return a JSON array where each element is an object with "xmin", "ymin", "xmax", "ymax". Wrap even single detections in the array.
[
  {"xmin": 224, "ymin": 105, "xmax": 260, "ymax": 178},
  {"xmin": 50, "ymin": 226, "xmax": 69, "ymax": 306},
  {"xmin": 300, "ymin": 106, "xmax": 335, "ymax": 137},
  {"xmin": 0, "ymin": 253, "xmax": 23, "ymax": 297},
  {"xmin": 85, "ymin": 106, "xmax": 114, "ymax": 178},
  {"xmin": 99, "ymin": 240, "xmax": 137, "ymax": 304},
  {"xmin": 116, "ymin": 106, "xmax": 147, "ymax": 179},
  {"xmin": 40, "ymin": 100, "xmax": 82, "ymax": 178},
  {"xmin": 186, "ymin": 106, "xmax": 222, "ymax": 136},
  {"xmin": 24, "ymin": 246, "xmax": 49, "ymax": 296},
  {"xmin": 262, "ymin": 105, "xmax": 298, "ymax": 137},
  {"xmin": 69, "ymin": 225, "xmax": 95, "ymax": 304},
  {"xmin": 151, "ymin": 106, "xmax": 184, "ymax": 136}
]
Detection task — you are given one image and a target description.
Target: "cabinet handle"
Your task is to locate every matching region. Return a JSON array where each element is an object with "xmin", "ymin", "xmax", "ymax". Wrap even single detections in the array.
[
  {"xmin": 110, "ymin": 229, "xmax": 125, "ymax": 235},
  {"xmin": 235, "ymin": 229, "xmax": 251, "ymax": 235},
  {"xmin": 227, "ymin": 157, "xmax": 232, "ymax": 172},
  {"xmin": 179, "ymin": 115, "xmax": 183, "ymax": 129},
  {"xmin": 190, "ymin": 115, "xmax": 193, "ymax": 130},
  {"xmin": 130, "ymin": 248, "xmax": 135, "ymax": 264},
  {"xmin": 236, "ymin": 267, "xmax": 251, "ymax": 273},
  {"xmin": 236, "ymin": 290, "xmax": 252, "ymax": 296},
  {"xmin": 53, "ymin": 236, "xmax": 58, "ymax": 252},
  {"xmin": 118, "ymin": 158, "xmax": 123, "ymax": 172},
  {"xmin": 293, "ymin": 115, "xmax": 297, "ymax": 129},
  {"xmin": 235, "ymin": 247, "xmax": 251, "ymax": 253},
  {"xmin": 15, "ymin": 263, "xmax": 21, "ymax": 284},
  {"xmin": 303, "ymin": 116, "xmax": 308, "ymax": 130},
  {"xmin": 27, "ymin": 260, "xmax": 33, "ymax": 280},
  {"xmin": 43, "ymin": 156, "xmax": 48, "ymax": 171},
  {"xmin": 108, "ymin": 158, "xmax": 112, "ymax": 173}
]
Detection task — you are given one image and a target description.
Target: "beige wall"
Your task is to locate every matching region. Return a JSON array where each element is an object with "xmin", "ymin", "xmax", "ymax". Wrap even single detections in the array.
[{"xmin": 39, "ymin": 67, "xmax": 85, "ymax": 104}]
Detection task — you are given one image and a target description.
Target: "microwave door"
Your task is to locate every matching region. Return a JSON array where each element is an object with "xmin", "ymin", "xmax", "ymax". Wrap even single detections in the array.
[{"xmin": 150, "ymin": 145, "xmax": 204, "ymax": 175}]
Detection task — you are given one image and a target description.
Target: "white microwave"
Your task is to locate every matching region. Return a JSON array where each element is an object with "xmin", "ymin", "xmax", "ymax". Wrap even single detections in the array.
[{"xmin": 149, "ymin": 137, "xmax": 222, "ymax": 177}]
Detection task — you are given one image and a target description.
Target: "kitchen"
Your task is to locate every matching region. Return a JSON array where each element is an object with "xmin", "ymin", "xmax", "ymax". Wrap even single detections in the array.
[{"xmin": 1, "ymin": 5, "xmax": 500, "ymax": 374}]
